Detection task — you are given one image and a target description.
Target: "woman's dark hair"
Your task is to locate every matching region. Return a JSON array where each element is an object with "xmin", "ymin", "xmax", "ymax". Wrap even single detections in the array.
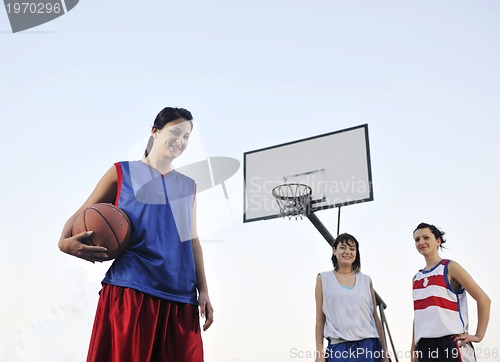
[
  {"xmin": 331, "ymin": 233, "xmax": 361, "ymax": 272},
  {"xmin": 414, "ymin": 222, "xmax": 446, "ymax": 249},
  {"xmin": 144, "ymin": 107, "xmax": 194, "ymax": 158}
]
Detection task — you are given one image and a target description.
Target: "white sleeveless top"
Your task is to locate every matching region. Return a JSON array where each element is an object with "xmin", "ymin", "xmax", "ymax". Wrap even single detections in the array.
[{"xmin": 320, "ymin": 271, "xmax": 379, "ymax": 341}]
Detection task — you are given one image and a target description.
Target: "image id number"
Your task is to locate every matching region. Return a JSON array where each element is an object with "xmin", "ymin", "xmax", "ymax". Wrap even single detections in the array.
[{"xmin": 6, "ymin": 2, "xmax": 62, "ymax": 14}]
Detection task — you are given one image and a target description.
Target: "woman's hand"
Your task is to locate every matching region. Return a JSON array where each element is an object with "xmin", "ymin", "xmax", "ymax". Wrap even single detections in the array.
[
  {"xmin": 58, "ymin": 231, "xmax": 109, "ymax": 263},
  {"xmin": 453, "ymin": 333, "xmax": 482, "ymax": 345},
  {"xmin": 198, "ymin": 292, "xmax": 214, "ymax": 331}
]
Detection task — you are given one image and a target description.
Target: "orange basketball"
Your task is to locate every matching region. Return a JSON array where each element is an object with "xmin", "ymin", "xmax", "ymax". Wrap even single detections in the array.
[{"xmin": 72, "ymin": 203, "xmax": 132, "ymax": 260}]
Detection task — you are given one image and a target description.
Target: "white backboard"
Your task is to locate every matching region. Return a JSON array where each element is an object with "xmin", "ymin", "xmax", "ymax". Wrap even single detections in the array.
[{"xmin": 243, "ymin": 124, "xmax": 373, "ymax": 222}]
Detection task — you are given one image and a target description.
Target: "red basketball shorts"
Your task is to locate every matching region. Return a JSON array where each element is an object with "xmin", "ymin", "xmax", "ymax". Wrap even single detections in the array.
[{"xmin": 87, "ymin": 283, "xmax": 203, "ymax": 362}]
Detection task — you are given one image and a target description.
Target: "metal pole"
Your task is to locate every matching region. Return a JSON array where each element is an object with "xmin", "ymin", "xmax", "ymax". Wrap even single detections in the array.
[
  {"xmin": 376, "ymin": 292, "xmax": 399, "ymax": 362},
  {"xmin": 337, "ymin": 206, "xmax": 341, "ymax": 236},
  {"xmin": 306, "ymin": 212, "xmax": 336, "ymax": 246}
]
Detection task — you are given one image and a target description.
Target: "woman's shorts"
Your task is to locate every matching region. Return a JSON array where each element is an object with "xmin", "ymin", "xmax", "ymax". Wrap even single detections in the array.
[
  {"xmin": 87, "ymin": 283, "xmax": 203, "ymax": 362},
  {"xmin": 325, "ymin": 337, "xmax": 383, "ymax": 362},
  {"xmin": 416, "ymin": 335, "xmax": 476, "ymax": 362}
]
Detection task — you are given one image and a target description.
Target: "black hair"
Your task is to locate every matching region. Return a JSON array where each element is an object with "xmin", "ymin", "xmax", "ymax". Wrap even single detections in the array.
[
  {"xmin": 413, "ymin": 222, "xmax": 447, "ymax": 249},
  {"xmin": 144, "ymin": 107, "xmax": 194, "ymax": 158},
  {"xmin": 331, "ymin": 233, "xmax": 361, "ymax": 272}
]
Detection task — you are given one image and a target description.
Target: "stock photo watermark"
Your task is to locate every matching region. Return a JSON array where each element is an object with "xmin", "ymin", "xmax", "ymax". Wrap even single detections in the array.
[
  {"xmin": 3, "ymin": 0, "xmax": 79, "ymax": 33},
  {"xmin": 246, "ymin": 176, "xmax": 373, "ymax": 213},
  {"xmin": 289, "ymin": 347, "xmax": 498, "ymax": 360}
]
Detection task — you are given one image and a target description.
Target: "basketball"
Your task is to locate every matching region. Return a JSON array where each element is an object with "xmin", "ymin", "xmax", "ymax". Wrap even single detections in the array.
[{"xmin": 72, "ymin": 203, "xmax": 132, "ymax": 260}]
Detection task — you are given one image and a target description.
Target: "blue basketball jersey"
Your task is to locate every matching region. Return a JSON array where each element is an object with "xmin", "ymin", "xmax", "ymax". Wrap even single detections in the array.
[{"xmin": 102, "ymin": 161, "xmax": 198, "ymax": 305}]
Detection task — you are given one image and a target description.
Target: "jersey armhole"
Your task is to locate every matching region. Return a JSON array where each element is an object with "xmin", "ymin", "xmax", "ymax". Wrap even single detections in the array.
[
  {"xmin": 114, "ymin": 162, "xmax": 123, "ymax": 206},
  {"xmin": 443, "ymin": 260, "xmax": 465, "ymax": 294}
]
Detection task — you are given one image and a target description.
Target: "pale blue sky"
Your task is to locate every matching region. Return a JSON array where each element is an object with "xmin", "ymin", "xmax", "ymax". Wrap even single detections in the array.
[{"xmin": 1, "ymin": 1, "xmax": 499, "ymax": 361}]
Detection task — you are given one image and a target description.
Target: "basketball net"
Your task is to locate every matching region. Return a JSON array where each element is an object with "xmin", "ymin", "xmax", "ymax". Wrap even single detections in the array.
[{"xmin": 272, "ymin": 183, "xmax": 312, "ymax": 220}]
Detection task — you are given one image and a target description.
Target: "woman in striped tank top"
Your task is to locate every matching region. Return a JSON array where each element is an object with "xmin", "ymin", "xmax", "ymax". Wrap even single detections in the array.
[{"xmin": 411, "ymin": 223, "xmax": 490, "ymax": 362}]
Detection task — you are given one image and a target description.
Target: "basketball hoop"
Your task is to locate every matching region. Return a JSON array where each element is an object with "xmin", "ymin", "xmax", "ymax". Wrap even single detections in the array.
[{"xmin": 272, "ymin": 183, "xmax": 312, "ymax": 220}]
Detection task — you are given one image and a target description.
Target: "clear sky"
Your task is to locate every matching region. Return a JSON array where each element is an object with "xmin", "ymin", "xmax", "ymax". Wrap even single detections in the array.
[{"xmin": 1, "ymin": 1, "xmax": 499, "ymax": 361}]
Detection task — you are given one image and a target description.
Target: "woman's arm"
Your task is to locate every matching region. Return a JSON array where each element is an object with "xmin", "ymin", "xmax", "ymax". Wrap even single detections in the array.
[
  {"xmin": 315, "ymin": 274, "xmax": 326, "ymax": 362},
  {"xmin": 58, "ymin": 165, "xmax": 117, "ymax": 262},
  {"xmin": 448, "ymin": 261, "xmax": 491, "ymax": 344},
  {"xmin": 191, "ymin": 198, "xmax": 213, "ymax": 331},
  {"xmin": 410, "ymin": 276, "xmax": 419, "ymax": 362},
  {"xmin": 411, "ymin": 320, "xmax": 419, "ymax": 362},
  {"xmin": 370, "ymin": 280, "xmax": 389, "ymax": 362}
]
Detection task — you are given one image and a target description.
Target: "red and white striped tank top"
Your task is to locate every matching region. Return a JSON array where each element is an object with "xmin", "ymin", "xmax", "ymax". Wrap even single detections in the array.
[{"xmin": 413, "ymin": 259, "xmax": 469, "ymax": 344}]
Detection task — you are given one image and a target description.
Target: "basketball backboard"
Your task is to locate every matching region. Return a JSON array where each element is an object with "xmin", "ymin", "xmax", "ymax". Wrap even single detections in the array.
[{"xmin": 243, "ymin": 124, "xmax": 373, "ymax": 222}]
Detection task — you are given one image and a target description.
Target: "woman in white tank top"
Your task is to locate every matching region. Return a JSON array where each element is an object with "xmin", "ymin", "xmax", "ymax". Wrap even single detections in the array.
[{"xmin": 314, "ymin": 233, "xmax": 389, "ymax": 362}]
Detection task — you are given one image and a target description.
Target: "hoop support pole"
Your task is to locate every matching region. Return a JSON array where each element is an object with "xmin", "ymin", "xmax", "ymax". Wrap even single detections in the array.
[
  {"xmin": 306, "ymin": 212, "xmax": 336, "ymax": 246},
  {"xmin": 336, "ymin": 206, "xmax": 341, "ymax": 236}
]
